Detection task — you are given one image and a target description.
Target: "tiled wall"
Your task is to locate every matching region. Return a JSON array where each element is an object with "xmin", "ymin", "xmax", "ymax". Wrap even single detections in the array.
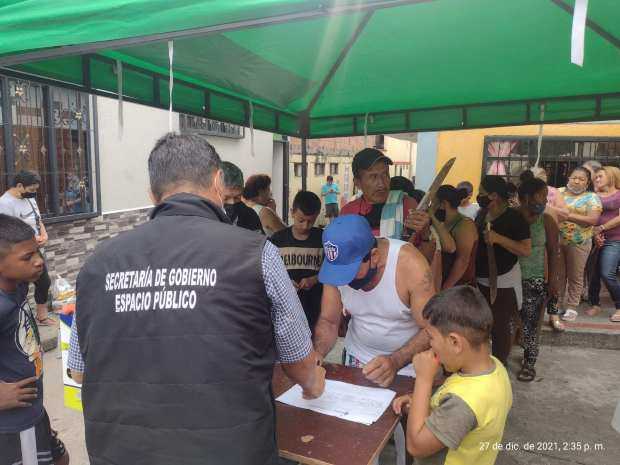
[{"xmin": 44, "ymin": 208, "xmax": 150, "ymax": 285}]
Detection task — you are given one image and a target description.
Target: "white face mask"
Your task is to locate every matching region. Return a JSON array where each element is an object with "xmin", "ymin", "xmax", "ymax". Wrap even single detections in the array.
[{"xmin": 567, "ymin": 184, "xmax": 586, "ymax": 195}]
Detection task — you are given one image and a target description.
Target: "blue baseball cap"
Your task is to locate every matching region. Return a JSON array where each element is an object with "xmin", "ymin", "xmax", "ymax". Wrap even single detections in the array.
[{"xmin": 319, "ymin": 215, "xmax": 376, "ymax": 286}]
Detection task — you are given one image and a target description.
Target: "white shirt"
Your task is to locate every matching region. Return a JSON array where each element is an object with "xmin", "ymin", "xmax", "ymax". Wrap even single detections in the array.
[
  {"xmin": 338, "ymin": 239, "xmax": 419, "ymax": 377},
  {"xmin": 0, "ymin": 191, "xmax": 41, "ymax": 233},
  {"xmin": 458, "ymin": 203, "xmax": 480, "ymax": 220}
]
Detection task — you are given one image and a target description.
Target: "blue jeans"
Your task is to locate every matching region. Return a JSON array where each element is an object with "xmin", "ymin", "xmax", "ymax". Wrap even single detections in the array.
[{"xmin": 589, "ymin": 240, "xmax": 620, "ymax": 309}]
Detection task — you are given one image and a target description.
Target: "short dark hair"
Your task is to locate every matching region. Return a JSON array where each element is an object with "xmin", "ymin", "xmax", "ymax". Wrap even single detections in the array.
[
  {"xmin": 292, "ymin": 190, "xmax": 321, "ymax": 216},
  {"xmin": 222, "ymin": 161, "xmax": 244, "ymax": 189},
  {"xmin": 326, "ymin": 175, "xmax": 334, "ymax": 182},
  {"xmin": 422, "ymin": 286, "xmax": 493, "ymax": 348},
  {"xmin": 243, "ymin": 174, "xmax": 271, "ymax": 200},
  {"xmin": 0, "ymin": 214, "xmax": 35, "ymax": 259},
  {"xmin": 481, "ymin": 175, "xmax": 510, "ymax": 200},
  {"xmin": 437, "ymin": 185, "xmax": 469, "ymax": 209},
  {"xmin": 390, "ymin": 176, "xmax": 415, "ymax": 196},
  {"xmin": 519, "ymin": 169, "xmax": 535, "ymax": 184},
  {"xmin": 13, "ymin": 171, "xmax": 41, "ymax": 188},
  {"xmin": 148, "ymin": 133, "xmax": 221, "ymax": 200},
  {"xmin": 518, "ymin": 177, "xmax": 547, "ymax": 201}
]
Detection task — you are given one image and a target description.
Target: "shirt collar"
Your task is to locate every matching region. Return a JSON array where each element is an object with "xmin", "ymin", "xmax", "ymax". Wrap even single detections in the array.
[{"xmin": 150, "ymin": 193, "xmax": 230, "ymax": 224}]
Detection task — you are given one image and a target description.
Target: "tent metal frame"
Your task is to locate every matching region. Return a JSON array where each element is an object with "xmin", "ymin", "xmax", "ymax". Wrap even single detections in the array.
[
  {"xmin": 0, "ymin": 0, "xmax": 434, "ymax": 66},
  {"xmin": 550, "ymin": 0, "xmax": 620, "ymax": 52},
  {"xmin": 1, "ymin": 0, "xmax": 620, "ymax": 140}
]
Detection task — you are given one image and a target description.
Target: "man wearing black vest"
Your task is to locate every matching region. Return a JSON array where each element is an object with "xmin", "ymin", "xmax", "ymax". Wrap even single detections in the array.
[{"xmin": 68, "ymin": 134, "xmax": 325, "ymax": 465}]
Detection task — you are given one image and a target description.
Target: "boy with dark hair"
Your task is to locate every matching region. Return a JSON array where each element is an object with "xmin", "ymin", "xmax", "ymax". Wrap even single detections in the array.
[
  {"xmin": 0, "ymin": 214, "xmax": 69, "ymax": 465},
  {"xmin": 392, "ymin": 285, "xmax": 512, "ymax": 465},
  {"xmin": 270, "ymin": 191, "xmax": 324, "ymax": 332}
]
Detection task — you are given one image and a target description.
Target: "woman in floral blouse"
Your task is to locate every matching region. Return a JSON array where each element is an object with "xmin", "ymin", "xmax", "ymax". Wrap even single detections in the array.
[{"xmin": 558, "ymin": 167, "xmax": 602, "ymax": 321}]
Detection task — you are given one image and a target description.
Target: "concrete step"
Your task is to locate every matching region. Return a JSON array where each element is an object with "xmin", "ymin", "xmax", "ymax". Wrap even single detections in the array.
[{"xmin": 540, "ymin": 303, "xmax": 620, "ymax": 350}]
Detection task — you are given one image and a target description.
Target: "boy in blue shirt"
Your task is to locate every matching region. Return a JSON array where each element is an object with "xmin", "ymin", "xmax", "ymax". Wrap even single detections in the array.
[{"xmin": 0, "ymin": 214, "xmax": 69, "ymax": 465}]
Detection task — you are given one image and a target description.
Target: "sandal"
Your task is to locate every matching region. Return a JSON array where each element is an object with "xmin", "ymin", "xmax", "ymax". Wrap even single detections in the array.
[
  {"xmin": 585, "ymin": 306, "xmax": 602, "ymax": 317},
  {"xmin": 35, "ymin": 316, "xmax": 57, "ymax": 327},
  {"xmin": 611, "ymin": 310, "xmax": 620, "ymax": 323},
  {"xmin": 561, "ymin": 309, "xmax": 578, "ymax": 322},
  {"xmin": 549, "ymin": 316, "xmax": 565, "ymax": 332},
  {"xmin": 517, "ymin": 366, "xmax": 536, "ymax": 382}
]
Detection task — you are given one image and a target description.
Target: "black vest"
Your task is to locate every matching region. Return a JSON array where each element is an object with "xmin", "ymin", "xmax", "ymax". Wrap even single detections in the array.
[{"xmin": 76, "ymin": 194, "xmax": 277, "ymax": 465}]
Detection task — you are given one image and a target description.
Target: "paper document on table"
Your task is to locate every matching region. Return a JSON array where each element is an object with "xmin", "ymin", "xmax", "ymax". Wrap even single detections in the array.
[{"xmin": 276, "ymin": 380, "xmax": 396, "ymax": 425}]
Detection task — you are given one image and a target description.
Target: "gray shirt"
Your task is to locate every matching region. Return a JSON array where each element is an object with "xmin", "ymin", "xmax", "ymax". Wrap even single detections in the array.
[
  {"xmin": 0, "ymin": 191, "xmax": 41, "ymax": 234},
  {"xmin": 418, "ymin": 363, "xmax": 499, "ymax": 465},
  {"xmin": 417, "ymin": 394, "xmax": 478, "ymax": 465}
]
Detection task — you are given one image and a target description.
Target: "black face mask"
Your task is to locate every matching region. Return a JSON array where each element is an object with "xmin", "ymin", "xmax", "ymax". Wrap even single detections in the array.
[
  {"xmin": 224, "ymin": 202, "xmax": 241, "ymax": 223},
  {"xmin": 435, "ymin": 209, "xmax": 446, "ymax": 222},
  {"xmin": 476, "ymin": 194, "xmax": 491, "ymax": 209},
  {"xmin": 528, "ymin": 202, "xmax": 546, "ymax": 215},
  {"xmin": 21, "ymin": 192, "xmax": 37, "ymax": 199},
  {"xmin": 349, "ymin": 264, "xmax": 378, "ymax": 290}
]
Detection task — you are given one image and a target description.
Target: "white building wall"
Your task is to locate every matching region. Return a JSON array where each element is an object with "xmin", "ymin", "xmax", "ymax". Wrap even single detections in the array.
[
  {"xmin": 271, "ymin": 142, "xmax": 285, "ymax": 219},
  {"xmin": 96, "ymin": 97, "xmax": 276, "ymax": 214},
  {"xmin": 96, "ymin": 97, "xmax": 179, "ymax": 213}
]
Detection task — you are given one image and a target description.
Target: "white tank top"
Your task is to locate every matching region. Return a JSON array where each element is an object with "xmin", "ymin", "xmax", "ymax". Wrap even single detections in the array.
[
  {"xmin": 251, "ymin": 204, "xmax": 275, "ymax": 237},
  {"xmin": 339, "ymin": 238, "xmax": 419, "ymax": 377}
]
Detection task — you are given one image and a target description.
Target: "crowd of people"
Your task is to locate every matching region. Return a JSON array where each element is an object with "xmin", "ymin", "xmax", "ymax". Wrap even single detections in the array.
[{"xmin": 1, "ymin": 134, "xmax": 618, "ymax": 465}]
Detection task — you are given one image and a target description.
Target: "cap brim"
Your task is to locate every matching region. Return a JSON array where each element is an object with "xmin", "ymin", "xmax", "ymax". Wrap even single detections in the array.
[
  {"xmin": 373, "ymin": 155, "xmax": 394, "ymax": 167},
  {"xmin": 318, "ymin": 257, "xmax": 363, "ymax": 287},
  {"xmin": 353, "ymin": 155, "xmax": 394, "ymax": 176}
]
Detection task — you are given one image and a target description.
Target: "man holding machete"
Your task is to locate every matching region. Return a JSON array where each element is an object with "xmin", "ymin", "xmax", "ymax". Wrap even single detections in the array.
[
  {"xmin": 340, "ymin": 148, "xmax": 420, "ymax": 238},
  {"xmin": 340, "ymin": 148, "xmax": 456, "ymax": 260}
]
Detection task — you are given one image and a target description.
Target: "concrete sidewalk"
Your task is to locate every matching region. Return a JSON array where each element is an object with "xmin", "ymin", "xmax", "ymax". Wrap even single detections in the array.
[{"xmin": 375, "ymin": 345, "xmax": 620, "ymax": 465}]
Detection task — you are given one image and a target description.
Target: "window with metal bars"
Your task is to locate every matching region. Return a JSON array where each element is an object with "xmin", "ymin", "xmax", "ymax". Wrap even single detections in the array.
[
  {"xmin": 1, "ymin": 75, "xmax": 96, "ymax": 219},
  {"xmin": 314, "ymin": 162, "xmax": 325, "ymax": 176},
  {"xmin": 482, "ymin": 136, "xmax": 620, "ymax": 188}
]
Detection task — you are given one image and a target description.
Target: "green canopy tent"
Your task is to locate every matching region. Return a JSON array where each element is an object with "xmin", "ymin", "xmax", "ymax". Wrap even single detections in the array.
[
  {"xmin": 1, "ymin": 0, "xmax": 620, "ymax": 140},
  {"xmin": 2, "ymin": 0, "xmax": 620, "ymax": 195}
]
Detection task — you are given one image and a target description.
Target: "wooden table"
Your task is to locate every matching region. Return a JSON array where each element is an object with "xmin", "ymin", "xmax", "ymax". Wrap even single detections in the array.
[{"xmin": 273, "ymin": 363, "xmax": 414, "ymax": 465}]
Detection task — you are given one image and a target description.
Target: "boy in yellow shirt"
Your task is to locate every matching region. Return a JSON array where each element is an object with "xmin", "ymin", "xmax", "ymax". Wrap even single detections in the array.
[{"xmin": 393, "ymin": 285, "xmax": 513, "ymax": 465}]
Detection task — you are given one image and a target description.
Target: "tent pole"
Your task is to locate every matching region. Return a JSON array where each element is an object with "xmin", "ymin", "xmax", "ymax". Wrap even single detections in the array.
[
  {"xmin": 301, "ymin": 138, "xmax": 308, "ymax": 191},
  {"xmin": 282, "ymin": 137, "xmax": 290, "ymax": 224}
]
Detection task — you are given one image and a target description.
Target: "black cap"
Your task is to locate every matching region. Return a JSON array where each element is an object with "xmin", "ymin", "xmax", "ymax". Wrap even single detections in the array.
[{"xmin": 352, "ymin": 148, "xmax": 393, "ymax": 177}]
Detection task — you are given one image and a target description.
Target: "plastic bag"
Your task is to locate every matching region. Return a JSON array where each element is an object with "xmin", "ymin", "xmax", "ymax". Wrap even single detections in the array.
[{"xmin": 52, "ymin": 275, "xmax": 76, "ymax": 314}]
